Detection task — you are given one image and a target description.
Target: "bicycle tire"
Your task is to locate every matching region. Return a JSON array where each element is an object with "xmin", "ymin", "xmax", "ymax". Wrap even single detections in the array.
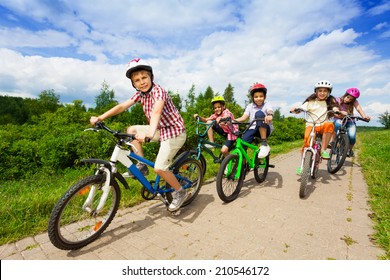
[
  {"xmin": 311, "ymin": 152, "xmax": 320, "ymax": 179},
  {"xmin": 254, "ymin": 155, "xmax": 270, "ymax": 183},
  {"xmin": 48, "ymin": 174, "xmax": 120, "ymax": 250},
  {"xmin": 327, "ymin": 133, "xmax": 349, "ymax": 174},
  {"xmin": 169, "ymin": 157, "xmax": 203, "ymax": 207},
  {"xmin": 216, "ymin": 154, "xmax": 245, "ymax": 203},
  {"xmin": 299, "ymin": 151, "xmax": 312, "ymax": 198},
  {"xmin": 193, "ymin": 152, "xmax": 207, "ymax": 178}
]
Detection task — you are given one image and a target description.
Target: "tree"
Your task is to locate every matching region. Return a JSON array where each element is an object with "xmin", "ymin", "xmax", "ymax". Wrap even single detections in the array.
[
  {"xmin": 204, "ymin": 86, "xmax": 214, "ymax": 100},
  {"xmin": 379, "ymin": 110, "xmax": 390, "ymax": 129},
  {"xmin": 223, "ymin": 83, "xmax": 236, "ymax": 105},
  {"xmin": 0, "ymin": 95, "xmax": 29, "ymax": 125},
  {"xmin": 38, "ymin": 89, "xmax": 61, "ymax": 113},
  {"xmin": 185, "ymin": 84, "xmax": 196, "ymax": 111},
  {"xmin": 169, "ymin": 90, "xmax": 182, "ymax": 111},
  {"xmin": 95, "ymin": 81, "xmax": 117, "ymax": 113},
  {"xmin": 273, "ymin": 108, "xmax": 283, "ymax": 121}
]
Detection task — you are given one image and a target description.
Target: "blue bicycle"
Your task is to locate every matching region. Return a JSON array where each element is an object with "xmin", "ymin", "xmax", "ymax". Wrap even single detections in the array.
[{"xmin": 48, "ymin": 121, "xmax": 203, "ymax": 250}]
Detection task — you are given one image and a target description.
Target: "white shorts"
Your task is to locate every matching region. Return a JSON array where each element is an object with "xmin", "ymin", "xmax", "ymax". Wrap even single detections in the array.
[{"xmin": 131, "ymin": 125, "xmax": 187, "ymax": 170}]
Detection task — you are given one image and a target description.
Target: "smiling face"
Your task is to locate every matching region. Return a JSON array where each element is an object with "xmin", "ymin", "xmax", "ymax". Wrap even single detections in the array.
[
  {"xmin": 253, "ymin": 91, "xmax": 266, "ymax": 106},
  {"xmin": 213, "ymin": 102, "xmax": 225, "ymax": 115},
  {"xmin": 131, "ymin": 70, "xmax": 152, "ymax": 92},
  {"xmin": 315, "ymin": 87, "xmax": 330, "ymax": 101},
  {"xmin": 343, "ymin": 94, "xmax": 356, "ymax": 104}
]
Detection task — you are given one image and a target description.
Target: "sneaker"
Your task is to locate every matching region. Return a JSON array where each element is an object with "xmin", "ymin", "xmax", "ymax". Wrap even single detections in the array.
[
  {"xmin": 296, "ymin": 166, "xmax": 302, "ymax": 175},
  {"xmin": 258, "ymin": 144, "xmax": 270, "ymax": 158},
  {"xmin": 204, "ymin": 144, "xmax": 215, "ymax": 149},
  {"xmin": 347, "ymin": 150, "xmax": 354, "ymax": 157},
  {"xmin": 168, "ymin": 188, "xmax": 188, "ymax": 212},
  {"xmin": 321, "ymin": 150, "xmax": 330, "ymax": 159},
  {"xmin": 122, "ymin": 163, "xmax": 149, "ymax": 178}
]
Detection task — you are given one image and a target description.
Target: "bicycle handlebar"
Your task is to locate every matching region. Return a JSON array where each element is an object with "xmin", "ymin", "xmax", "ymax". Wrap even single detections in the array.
[
  {"xmin": 219, "ymin": 117, "xmax": 265, "ymax": 136},
  {"xmin": 90, "ymin": 121, "xmax": 151, "ymax": 143},
  {"xmin": 333, "ymin": 111, "xmax": 370, "ymax": 123}
]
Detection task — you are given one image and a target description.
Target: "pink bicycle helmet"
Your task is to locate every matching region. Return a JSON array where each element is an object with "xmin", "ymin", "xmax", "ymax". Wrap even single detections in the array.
[
  {"xmin": 249, "ymin": 83, "xmax": 267, "ymax": 95},
  {"xmin": 346, "ymin": 87, "xmax": 360, "ymax": 99}
]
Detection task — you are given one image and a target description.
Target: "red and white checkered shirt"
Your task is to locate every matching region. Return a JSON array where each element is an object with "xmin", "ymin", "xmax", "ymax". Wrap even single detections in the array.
[{"xmin": 130, "ymin": 84, "xmax": 185, "ymax": 141}]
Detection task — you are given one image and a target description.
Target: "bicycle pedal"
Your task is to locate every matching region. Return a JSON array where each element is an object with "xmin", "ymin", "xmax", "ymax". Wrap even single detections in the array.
[{"xmin": 169, "ymin": 209, "xmax": 181, "ymax": 216}]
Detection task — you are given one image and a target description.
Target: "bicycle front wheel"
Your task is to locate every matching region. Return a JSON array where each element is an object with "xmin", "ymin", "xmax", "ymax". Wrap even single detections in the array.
[
  {"xmin": 254, "ymin": 155, "xmax": 270, "ymax": 183},
  {"xmin": 300, "ymin": 151, "xmax": 312, "ymax": 198},
  {"xmin": 327, "ymin": 133, "xmax": 349, "ymax": 174},
  {"xmin": 216, "ymin": 154, "xmax": 245, "ymax": 203},
  {"xmin": 170, "ymin": 157, "xmax": 203, "ymax": 207},
  {"xmin": 48, "ymin": 174, "xmax": 120, "ymax": 250}
]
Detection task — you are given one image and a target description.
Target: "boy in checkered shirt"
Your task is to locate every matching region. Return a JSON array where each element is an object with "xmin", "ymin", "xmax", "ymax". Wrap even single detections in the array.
[{"xmin": 90, "ymin": 58, "xmax": 187, "ymax": 212}]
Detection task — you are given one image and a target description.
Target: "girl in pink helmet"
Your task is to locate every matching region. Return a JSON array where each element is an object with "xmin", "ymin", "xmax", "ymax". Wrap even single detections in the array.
[{"xmin": 333, "ymin": 88, "xmax": 371, "ymax": 157}]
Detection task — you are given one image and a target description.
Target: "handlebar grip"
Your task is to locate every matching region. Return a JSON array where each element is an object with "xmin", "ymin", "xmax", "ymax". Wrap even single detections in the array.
[
  {"xmin": 290, "ymin": 108, "xmax": 303, "ymax": 113},
  {"xmin": 220, "ymin": 117, "xmax": 231, "ymax": 122}
]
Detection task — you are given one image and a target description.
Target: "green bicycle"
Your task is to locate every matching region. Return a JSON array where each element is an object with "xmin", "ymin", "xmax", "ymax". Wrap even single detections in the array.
[{"xmin": 215, "ymin": 117, "xmax": 274, "ymax": 203}]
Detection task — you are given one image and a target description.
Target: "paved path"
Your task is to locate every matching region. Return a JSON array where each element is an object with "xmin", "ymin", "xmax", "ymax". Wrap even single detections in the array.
[{"xmin": 0, "ymin": 149, "xmax": 384, "ymax": 260}]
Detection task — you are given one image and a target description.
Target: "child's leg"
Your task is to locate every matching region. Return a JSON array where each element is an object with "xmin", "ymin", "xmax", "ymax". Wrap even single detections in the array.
[
  {"xmin": 221, "ymin": 145, "xmax": 229, "ymax": 156},
  {"xmin": 207, "ymin": 120, "xmax": 215, "ymax": 142},
  {"xmin": 322, "ymin": 132, "xmax": 332, "ymax": 151},
  {"xmin": 155, "ymin": 132, "xmax": 187, "ymax": 191},
  {"xmin": 259, "ymin": 127, "xmax": 267, "ymax": 144},
  {"xmin": 346, "ymin": 122, "xmax": 357, "ymax": 151},
  {"xmin": 127, "ymin": 125, "xmax": 145, "ymax": 157}
]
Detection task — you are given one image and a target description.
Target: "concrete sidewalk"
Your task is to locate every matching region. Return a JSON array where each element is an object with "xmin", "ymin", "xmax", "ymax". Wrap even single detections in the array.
[{"xmin": 0, "ymin": 149, "xmax": 384, "ymax": 260}]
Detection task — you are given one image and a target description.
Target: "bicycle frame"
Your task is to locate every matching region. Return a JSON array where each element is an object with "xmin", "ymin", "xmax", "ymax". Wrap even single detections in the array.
[
  {"xmin": 299, "ymin": 125, "xmax": 321, "ymax": 176},
  {"xmin": 83, "ymin": 124, "xmax": 192, "ymax": 209},
  {"xmin": 194, "ymin": 117, "xmax": 223, "ymax": 163},
  {"xmin": 224, "ymin": 118, "xmax": 266, "ymax": 179},
  {"xmin": 228, "ymin": 138, "xmax": 260, "ymax": 179},
  {"xmin": 297, "ymin": 110, "xmax": 331, "ymax": 176}
]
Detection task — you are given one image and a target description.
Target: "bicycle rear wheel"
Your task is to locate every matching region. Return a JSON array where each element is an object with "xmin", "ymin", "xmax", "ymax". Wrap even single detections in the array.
[
  {"xmin": 300, "ymin": 151, "xmax": 312, "ymax": 198},
  {"xmin": 170, "ymin": 157, "xmax": 203, "ymax": 207},
  {"xmin": 254, "ymin": 155, "xmax": 269, "ymax": 183},
  {"xmin": 327, "ymin": 133, "xmax": 349, "ymax": 174},
  {"xmin": 48, "ymin": 174, "xmax": 120, "ymax": 250},
  {"xmin": 216, "ymin": 154, "xmax": 245, "ymax": 203}
]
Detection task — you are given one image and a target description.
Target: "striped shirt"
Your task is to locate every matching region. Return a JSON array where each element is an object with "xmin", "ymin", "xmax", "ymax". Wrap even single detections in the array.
[{"xmin": 130, "ymin": 84, "xmax": 185, "ymax": 141}]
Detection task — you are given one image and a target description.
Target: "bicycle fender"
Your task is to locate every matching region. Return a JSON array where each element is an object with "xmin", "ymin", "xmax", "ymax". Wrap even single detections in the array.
[
  {"xmin": 81, "ymin": 158, "xmax": 111, "ymax": 169},
  {"xmin": 114, "ymin": 173, "xmax": 130, "ymax": 189},
  {"xmin": 80, "ymin": 159, "xmax": 130, "ymax": 189},
  {"xmin": 170, "ymin": 150, "xmax": 197, "ymax": 171}
]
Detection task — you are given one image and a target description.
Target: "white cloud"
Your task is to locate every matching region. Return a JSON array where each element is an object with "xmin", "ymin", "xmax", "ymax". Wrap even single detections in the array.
[{"xmin": 0, "ymin": 0, "xmax": 389, "ymax": 126}]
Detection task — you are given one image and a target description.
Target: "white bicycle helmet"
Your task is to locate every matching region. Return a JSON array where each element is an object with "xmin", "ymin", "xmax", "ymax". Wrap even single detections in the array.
[
  {"xmin": 314, "ymin": 80, "xmax": 333, "ymax": 93},
  {"xmin": 125, "ymin": 58, "xmax": 153, "ymax": 80}
]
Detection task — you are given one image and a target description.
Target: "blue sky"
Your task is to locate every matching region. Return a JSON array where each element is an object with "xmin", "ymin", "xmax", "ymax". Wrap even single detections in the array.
[{"xmin": 0, "ymin": 0, "xmax": 389, "ymax": 126}]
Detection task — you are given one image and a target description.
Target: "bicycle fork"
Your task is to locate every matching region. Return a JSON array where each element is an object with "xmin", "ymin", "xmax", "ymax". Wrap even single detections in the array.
[
  {"xmin": 83, "ymin": 145, "xmax": 134, "ymax": 215},
  {"xmin": 300, "ymin": 147, "xmax": 317, "ymax": 176}
]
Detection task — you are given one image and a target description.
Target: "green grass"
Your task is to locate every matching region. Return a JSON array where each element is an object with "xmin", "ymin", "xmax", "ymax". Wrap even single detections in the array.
[{"xmin": 356, "ymin": 128, "xmax": 390, "ymax": 259}]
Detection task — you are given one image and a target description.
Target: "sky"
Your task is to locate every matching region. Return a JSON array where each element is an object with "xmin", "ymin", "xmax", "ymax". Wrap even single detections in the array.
[{"xmin": 0, "ymin": 0, "xmax": 389, "ymax": 127}]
